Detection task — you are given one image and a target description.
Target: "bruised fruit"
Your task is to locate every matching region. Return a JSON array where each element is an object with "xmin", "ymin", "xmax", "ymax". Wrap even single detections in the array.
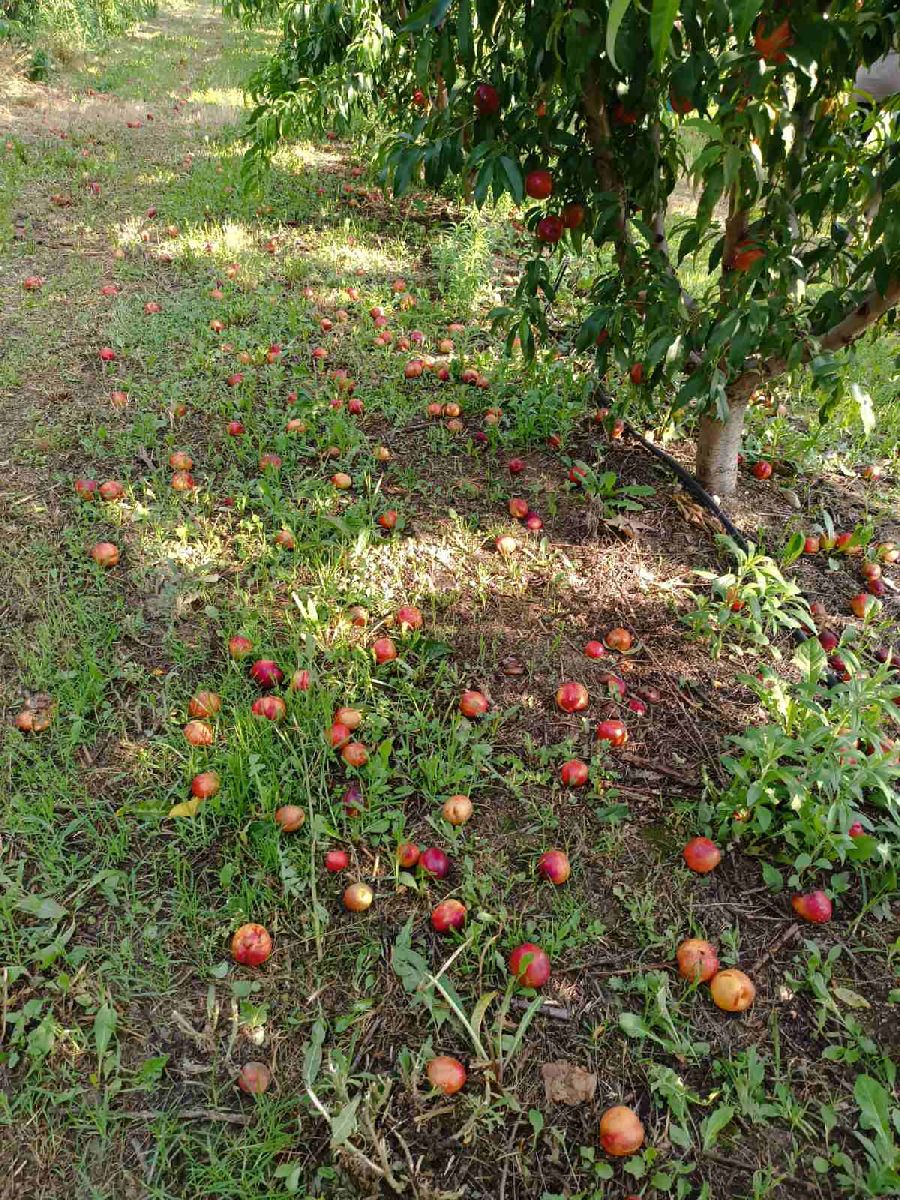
[
  {"xmin": 682, "ymin": 837, "xmax": 721, "ymax": 874},
  {"xmin": 231, "ymin": 923, "xmax": 272, "ymax": 966},
  {"xmin": 431, "ymin": 898, "xmax": 467, "ymax": 933},
  {"xmin": 710, "ymin": 968, "xmax": 755, "ymax": 1012},
  {"xmin": 237, "ymin": 1062, "xmax": 272, "ymax": 1094},
  {"xmin": 275, "ymin": 805, "xmax": 305, "ymax": 832},
  {"xmin": 791, "ymin": 890, "xmax": 832, "ymax": 924},
  {"xmin": 599, "ymin": 1106, "xmax": 645, "ymax": 1157},
  {"xmin": 676, "ymin": 938, "xmax": 719, "ymax": 982},
  {"xmin": 426, "ymin": 1055, "xmax": 466, "ymax": 1095}
]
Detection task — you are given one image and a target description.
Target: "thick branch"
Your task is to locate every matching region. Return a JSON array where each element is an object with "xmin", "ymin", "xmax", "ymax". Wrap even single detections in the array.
[
  {"xmin": 646, "ymin": 121, "xmax": 696, "ymax": 310},
  {"xmin": 581, "ymin": 64, "xmax": 629, "ymax": 270},
  {"xmin": 728, "ymin": 276, "xmax": 900, "ymax": 403},
  {"xmin": 721, "ymin": 185, "xmax": 748, "ymax": 279}
]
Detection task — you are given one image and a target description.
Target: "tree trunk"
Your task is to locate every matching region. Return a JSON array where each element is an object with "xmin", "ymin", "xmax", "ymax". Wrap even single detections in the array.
[{"xmin": 695, "ymin": 396, "xmax": 748, "ymax": 497}]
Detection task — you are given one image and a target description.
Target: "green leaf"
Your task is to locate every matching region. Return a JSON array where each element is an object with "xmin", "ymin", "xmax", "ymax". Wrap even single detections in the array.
[
  {"xmin": 303, "ymin": 1019, "xmax": 326, "ymax": 1087},
  {"xmin": 606, "ymin": 0, "xmax": 631, "ymax": 73},
  {"xmin": 781, "ymin": 531, "xmax": 805, "ymax": 566},
  {"xmin": 854, "ymin": 1075, "xmax": 894, "ymax": 1153},
  {"xmin": 761, "ymin": 862, "xmax": 783, "ymax": 892},
  {"xmin": 650, "ymin": 0, "xmax": 679, "ymax": 69},
  {"xmin": 731, "ymin": 0, "xmax": 764, "ymax": 42},
  {"xmin": 702, "ymin": 1103, "xmax": 735, "ymax": 1148},
  {"xmin": 330, "ymin": 1095, "xmax": 361, "ymax": 1147},
  {"xmin": 833, "ymin": 986, "xmax": 870, "ymax": 1011},
  {"xmin": 94, "ymin": 1002, "xmax": 117, "ymax": 1060},
  {"xmin": 17, "ymin": 895, "xmax": 66, "ymax": 920},
  {"xmin": 619, "ymin": 1012, "xmax": 649, "ymax": 1039},
  {"xmin": 498, "ymin": 155, "xmax": 524, "ymax": 203},
  {"xmin": 457, "ymin": 0, "xmax": 473, "ymax": 67}
]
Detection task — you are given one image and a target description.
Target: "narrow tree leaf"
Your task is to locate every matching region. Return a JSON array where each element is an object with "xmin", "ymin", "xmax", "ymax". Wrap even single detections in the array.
[
  {"xmin": 94, "ymin": 1002, "xmax": 117, "ymax": 1060},
  {"xmin": 457, "ymin": 0, "xmax": 473, "ymax": 66},
  {"xmin": 606, "ymin": 0, "xmax": 632, "ymax": 73},
  {"xmin": 650, "ymin": 0, "xmax": 679, "ymax": 69},
  {"xmin": 732, "ymin": 0, "xmax": 764, "ymax": 42}
]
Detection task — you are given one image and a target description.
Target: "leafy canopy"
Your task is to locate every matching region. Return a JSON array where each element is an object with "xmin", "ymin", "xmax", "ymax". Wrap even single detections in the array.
[{"xmin": 233, "ymin": 0, "xmax": 900, "ymax": 424}]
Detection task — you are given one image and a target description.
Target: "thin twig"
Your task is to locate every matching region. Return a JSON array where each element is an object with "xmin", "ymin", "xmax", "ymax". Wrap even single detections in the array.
[
  {"xmin": 509, "ymin": 998, "xmax": 572, "ymax": 1022},
  {"xmin": 751, "ymin": 922, "xmax": 802, "ymax": 974},
  {"xmin": 618, "ymin": 752, "xmax": 699, "ymax": 786},
  {"xmin": 125, "ymin": 1108, "xmax": 250, "ymax": 1126}
]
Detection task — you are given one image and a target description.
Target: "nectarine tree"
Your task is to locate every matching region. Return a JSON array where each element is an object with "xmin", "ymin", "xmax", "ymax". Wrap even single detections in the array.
[{"xmin": 234, "ymin": 0, "xmax": 900, "ymax": 494}]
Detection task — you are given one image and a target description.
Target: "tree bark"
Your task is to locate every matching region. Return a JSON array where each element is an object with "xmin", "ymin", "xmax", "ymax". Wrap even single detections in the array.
[
  {"xmin": 697, "ymin": 275, "xmax": 900, "ymax": 494},
  {"xmin": 696, "ymin": 397, "xmax": 749, "ymax": 498}
]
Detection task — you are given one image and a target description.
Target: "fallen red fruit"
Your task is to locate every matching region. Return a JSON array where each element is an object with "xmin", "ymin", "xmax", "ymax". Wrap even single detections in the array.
[
  {"xmin": 431, "ymin": 898, "xmax": 467, "ymax": 934},
  {"xmin": 324, "ymin": 848, "xmax": 350, "ymax": 872},
  {"xmin": 372, "ymin": 637, "xmax": 397, "ymax": 665},
  {"xmin": 459, "ymin": 690, "xmax": 489, "ymax": 718},
  {"xmin": 710, "ymin": 968, "xmax": 755, "ymax": 1012},
  {"xmin": 183, "ymin": 720, "xmax": 213, "ymax": 747},
  {"xmin": 556, "ymin": 681, "xmax": 589, "ymax": 714},
  {"xmin": 191, "ymin": 771, "xmax": 220, "ymax": 800},
  {"xmin": 420, "ymin": 847, "xmax": 450, "ymax": 879},
  {"xmin": 507, "ymin": 458, "xmax": 525, "ymax": 475},
  {"xmin": 751, "ymin": 461, "xmax": 773, "ymax": 481},
  {"xmin": 231, "ymin": 923, "xmax": 272, "ymax": 966},
  {"xmin": 442, "ymin": 794, "xmax": 473, "ymax": 825},
  {"xmin": 426, "ymin": 1055, "xmax": 466, "ymax": 1095},
  {"xmin": 90, "ymin": 541, "xmax": 120, "ymax": 568},
  {"xmin": 229, "ymin": 635, "xmax": 253, "ymax": 659},
  {"xmin": 584, "ymin": 640, "xmax": 607, "ymax": 659},
  {"xmin": 599, "ymin": 1106, "xmax": 645, "ymax": 1157},
  {"xmin": 676, "ymin": 938, "xmax": 719, "ymax": 982},
  {"xmin": 274, "ymin": 805, "xmax": 305, "ymax": 832},
  {"xmin": 682, "ymin": 837, "xmax": 721, "ymax": 874},
  {"xmin": 249, "ymin": 659, "xmax": 283, "ymax": 689},
  {"xmin": 343, "ymin": 882, "xmax": 373, "ymax": 912},
  {"xmin": 605, "ymin": 627, "xmax": 633, "ymax": 652},
  {"xmin": 251, "ymin": 696, "xmax": 286, "ymax": 721},
  {"xmin": 396, "ymin": 605, "xmax": 423, "ymax": 632},
  {"xmin": 791, "ymin": 890, "xmax": 833, "ymax": 924},
  {"xmin": 341, "ymin": 741, "xmax": 368, "ymax": 768},
  {"xmin": 335, "ymin": 706, "xmax": 362, "ymax": 730},
  {"xmin": 397, "ymin": 843, "xmax": 420, "ymax": 869},
  {"xmin": 818, "ymin": 629, "xmax": 839, "ymax": 652},
  {"xmin": 560, "ymin": 759, "xmax": 589, "ymax": 787},
  {"xmin": 189, "ymin": 691, "xmax": 221, "ymax": 719},
  {"xmin": 508, "ymin": 942, "xmax": 551, "ymax": 988},
  {"xmin": 538, "ymin": 849, "xmax": 570, "ymax": 885},
  {"xmin": 237, "ymin": 1061, "xmax": 272, "ymax": 1094},
  {"xmin": 75, "ymin": 478, "xmax": 99, "ymax": 500},
  {"xmin": 595, "ymin": 719, "xmax": 628, "ymax": 747}
]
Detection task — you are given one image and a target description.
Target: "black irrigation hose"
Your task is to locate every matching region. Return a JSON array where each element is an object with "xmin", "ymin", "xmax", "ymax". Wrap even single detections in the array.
[
  {"xmin": 620, "ymin": 420, "xmax": 751, "ymax": 553},
  {"xmin": 617, "ymin": 419, "xmax": 823, "ymax": 660}
]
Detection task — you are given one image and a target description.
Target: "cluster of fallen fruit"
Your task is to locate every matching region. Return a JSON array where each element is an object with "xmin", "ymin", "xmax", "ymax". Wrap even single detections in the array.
[
  {"xmin": 39, "ymin": 253, "xmax": 865, "ymax": 1167},
  {"xmin": 169, "ymin": 615, "xmax": 838, "ymax": 1159}
]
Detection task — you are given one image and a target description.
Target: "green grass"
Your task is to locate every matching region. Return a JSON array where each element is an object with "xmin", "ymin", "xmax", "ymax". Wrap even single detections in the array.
[{"xmin": 1, "ymin": 4, "xmax": 899, "ymax": 1198}]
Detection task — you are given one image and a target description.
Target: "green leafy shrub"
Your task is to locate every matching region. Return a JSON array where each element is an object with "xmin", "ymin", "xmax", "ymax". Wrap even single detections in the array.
[
  {"xmin": 708, "ymin": 638, "xmax": 900, "ymax": 878},
  {"xmin": 686, "ymin": 536, "xmax": 814, "ymax": 657}
]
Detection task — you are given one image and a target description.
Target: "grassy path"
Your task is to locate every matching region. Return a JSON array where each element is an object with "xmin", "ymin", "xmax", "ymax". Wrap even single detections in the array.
[{"xmin": 1, "ymin": 5, "xmax": 898, "ymax": 1199}]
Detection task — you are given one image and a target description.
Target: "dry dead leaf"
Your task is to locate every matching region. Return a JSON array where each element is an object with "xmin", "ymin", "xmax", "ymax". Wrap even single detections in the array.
[
  {"xmin": 168, "ymin": 797, "xmax": 203, "ymax": 818},
  {"xmin": 541, "ymin": 1061, "xmax": 597, "ymax": 1106}
]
